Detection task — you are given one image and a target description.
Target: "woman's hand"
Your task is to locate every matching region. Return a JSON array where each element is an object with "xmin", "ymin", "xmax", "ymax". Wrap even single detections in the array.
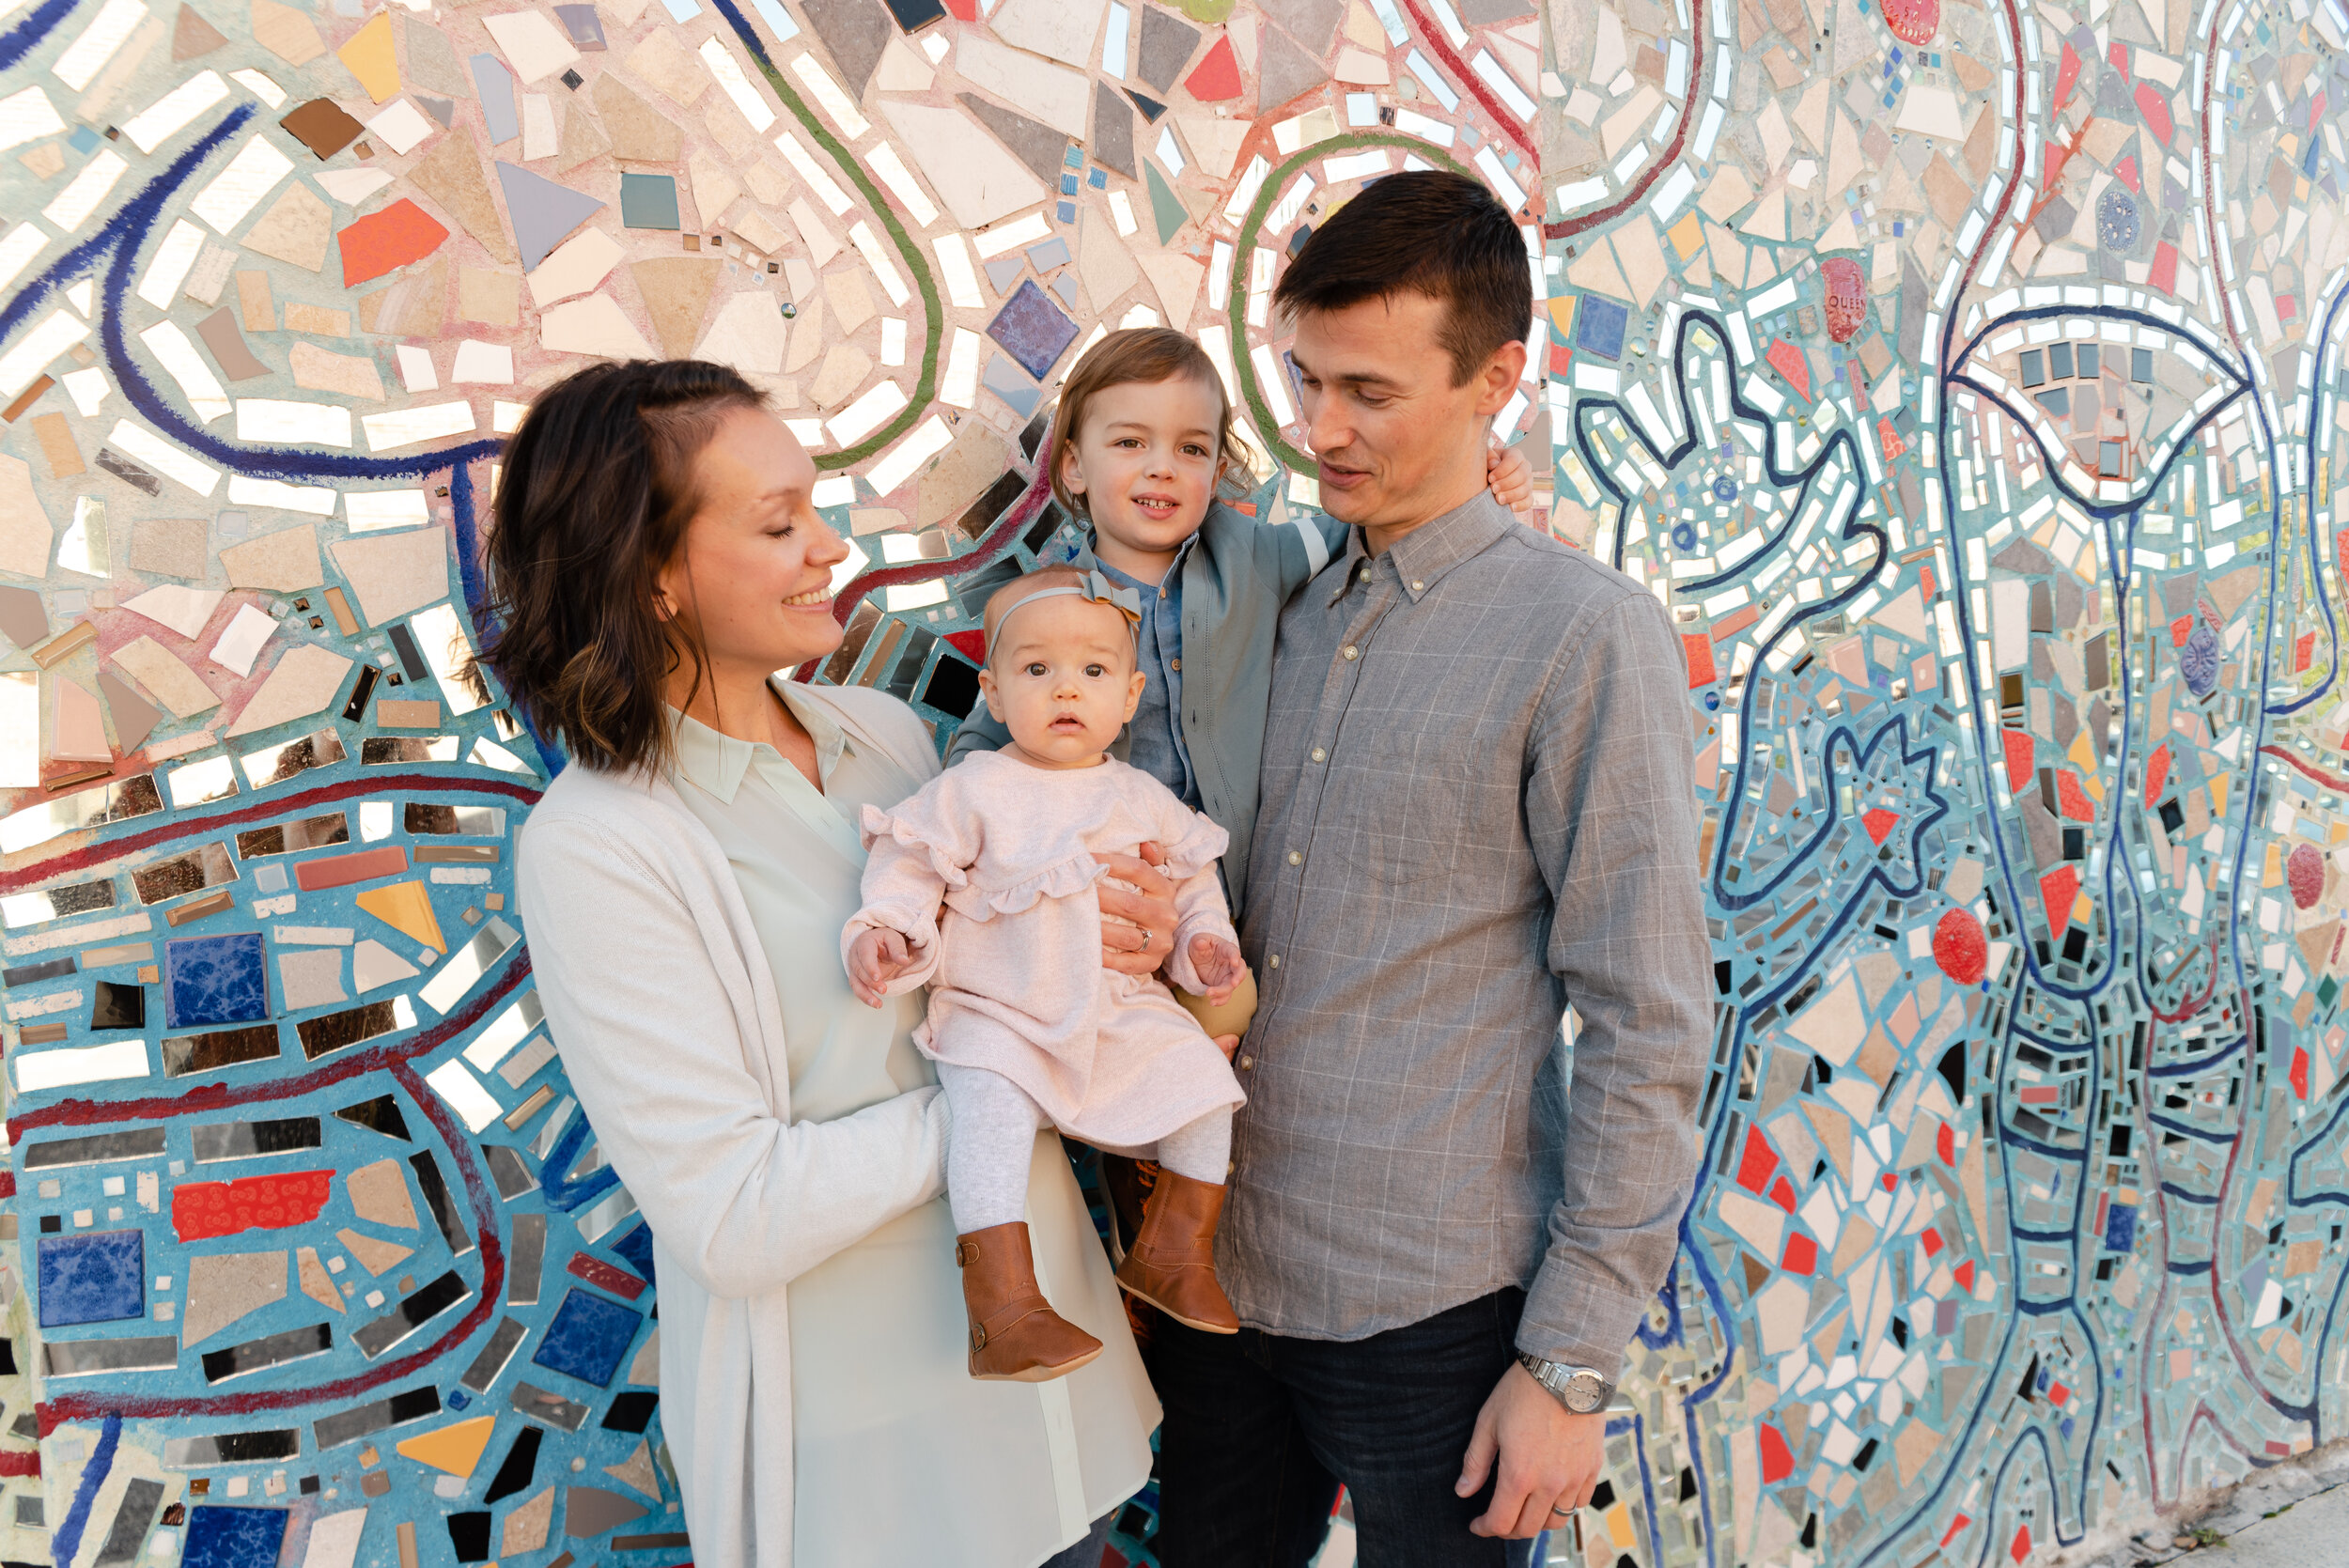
[
  {"xmin": 846, "ymin": 925, "xmax": 920, "ymax": 1006},
  {"xmin": 1097, "ymin": 842, "xmax": 1178, "ymax": 974},
  {"xmin": 1189, "ymin": 936, "xmax": 1247, "ymax": 1007},
  {"xmin": 1486, "ymin": 438, "xmax": 1537, "ymax": 514}
]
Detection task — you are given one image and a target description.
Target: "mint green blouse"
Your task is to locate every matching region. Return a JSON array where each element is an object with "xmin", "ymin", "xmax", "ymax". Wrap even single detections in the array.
[{"xmin": 665, "ymin": 681, "xmax": 1158, "ymax": 1567}]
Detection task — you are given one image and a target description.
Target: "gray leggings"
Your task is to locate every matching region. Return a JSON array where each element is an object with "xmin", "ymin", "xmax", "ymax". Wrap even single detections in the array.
[{"xmin": 937, "ymin": 1062, "xmax": 1232, "ymax": 1234}]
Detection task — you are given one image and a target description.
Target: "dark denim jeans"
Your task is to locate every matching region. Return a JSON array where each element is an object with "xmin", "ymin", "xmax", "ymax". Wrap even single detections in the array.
[{"xmin": 1148, "ymin": 1288, "xmax": 1541, "ymax": 1568}]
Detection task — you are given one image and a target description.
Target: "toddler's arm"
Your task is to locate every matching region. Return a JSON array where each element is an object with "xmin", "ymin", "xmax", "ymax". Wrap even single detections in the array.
[
  {"xmin": 1164, "ymin": 862, "xmax": 1244, "ymax": 1003},
  {"xmin": 1487, "ymin": 438, "xmax": 1536, "ymax": 513},
  {"xmin": 841, "ymin": 828, "xmax": 954, "ymax": 1003}
]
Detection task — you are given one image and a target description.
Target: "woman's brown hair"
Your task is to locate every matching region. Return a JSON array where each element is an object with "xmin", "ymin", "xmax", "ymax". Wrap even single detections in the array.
[
  {"xmin": 1048, "ymin": 327, "xmax": 1254, "ymax": 516},
  {"xmin": 470, "ymin": 359, "xmax": 766, "ymax": 775}
]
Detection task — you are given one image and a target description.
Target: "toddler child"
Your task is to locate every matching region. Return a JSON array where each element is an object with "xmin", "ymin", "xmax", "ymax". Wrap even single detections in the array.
[
  {"xmin": 846, "ymin": 567, "xmax": 1251, "ymax": 1383},
  {"xmin": 948, "ymin": 326, "xmax": 1533, "ymax": 976}
]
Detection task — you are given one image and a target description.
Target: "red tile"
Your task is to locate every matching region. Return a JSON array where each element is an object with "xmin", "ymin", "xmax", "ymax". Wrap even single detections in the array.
[{"xmin": 294, "ymin": 846, "xmax": 410, "ymax": 891}]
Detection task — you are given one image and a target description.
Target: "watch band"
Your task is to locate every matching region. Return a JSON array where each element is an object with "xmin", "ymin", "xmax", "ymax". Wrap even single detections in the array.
[{"xmin": 1517, "ymin": 1353, "xmax": 1615, "ymax": 1414}]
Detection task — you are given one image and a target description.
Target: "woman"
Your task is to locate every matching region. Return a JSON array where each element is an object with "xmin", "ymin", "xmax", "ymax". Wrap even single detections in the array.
[{"xmin": 489, "ymin": 360, "xmax": 1168, "ymax": 1567}]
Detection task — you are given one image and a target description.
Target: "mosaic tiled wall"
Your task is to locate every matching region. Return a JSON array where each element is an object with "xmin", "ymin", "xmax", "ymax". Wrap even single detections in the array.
[
  {"xmin": 0, "ymin": 0, "xmax": 1544, "ymax": 1563},
  {"xmin": 1548, "ymin": 0, "xmax": 2349, "ymax": 1559}
]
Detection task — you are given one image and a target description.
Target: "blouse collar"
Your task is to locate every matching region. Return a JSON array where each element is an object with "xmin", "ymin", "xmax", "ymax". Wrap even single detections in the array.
[{"xmin": 668, "ymin": 678, "xmax": 851, "ymax": 804}]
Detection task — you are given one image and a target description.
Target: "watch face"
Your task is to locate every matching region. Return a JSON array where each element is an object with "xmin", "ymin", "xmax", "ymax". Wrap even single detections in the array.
[{"xmin": 1563, "ymin": 1372, "xmax": 1607, "ymax": 1412}]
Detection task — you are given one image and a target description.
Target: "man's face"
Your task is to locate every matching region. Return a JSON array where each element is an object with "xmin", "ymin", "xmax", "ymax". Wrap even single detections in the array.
[{"xmin": 1288, "ymin": 292, "xmax": 1521, "ymax": 534}]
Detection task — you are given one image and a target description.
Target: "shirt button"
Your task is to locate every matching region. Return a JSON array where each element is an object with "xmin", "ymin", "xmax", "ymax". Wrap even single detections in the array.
[
  {"xmin": 1410, "ymin": 580, "xmax": 1423, "ymax": 592},
  {"xmin": 1170, "ymin": 658, "xmax": 1180, "ymax": 671},
  {"xmin": 1238, "ymin": 1055, "xmax": 1253, "ymax": 1069},
  {"xmin": 1310, "ymin": 747, "xmax": 1326, "ymax": 762},
  {"xmin": 1342, "ymin": 645, "xmax": 1359, "ymax": 661},
  {"xmin": 1286, "ymin": 850, "xmax": 1302, "ymax": 865},
  {"xmin": 1358, "ymin": 567, "xmax": 1372, "ymax": 582},
  {"xmin": 1267, "ymin": 955, "xmax": 1281, "ymax": 969}
]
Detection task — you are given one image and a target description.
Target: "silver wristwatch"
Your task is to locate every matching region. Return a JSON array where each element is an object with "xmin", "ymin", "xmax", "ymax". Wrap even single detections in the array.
[{"xmin": 1517, "ymin": 1354, "xmax": 1614, "ymax": 1414}]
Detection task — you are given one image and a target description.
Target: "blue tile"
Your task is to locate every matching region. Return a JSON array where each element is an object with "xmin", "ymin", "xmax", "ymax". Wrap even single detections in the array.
[
  {"xmin": 609, "ymin": 1221, "xmax": 657, "ymax": 1284},
  {"xmin": 982, "ymin": 352, "xmax": 1042, "ymax": 418},
  {"xmin": 37, "ymin": 1229, "xmax": 144, "ymax": 1327},
  {"xmin": 164, "ymin": 933, "xmax": 269, "ymax": 1030},
  {"xmin": 1575, "ymin": 295, "xmax": 1628, "ymax": 362},
  {"xmin": 181, "ymin": 1506, "xmax": 288, "ymax": 1568},
  {"xmin": 532, "ymin": 1287, "xmax": 642, "ymax": 1389},
  {"xmin": 986, "ymin": 278, "xmax": 1079, "ymax": 381}
]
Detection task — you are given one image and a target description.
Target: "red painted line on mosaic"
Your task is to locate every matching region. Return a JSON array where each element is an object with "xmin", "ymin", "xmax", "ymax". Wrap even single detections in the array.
[
  {"xmin": 8, "ymin": 950, "xmax": 531, "ymax": 1139},
  {"xmin": 1942, "ymin": 0, "xmax": 2030, "ymax": 350},
  {"xmin": 0, "ymin": 1452, "xmax": 37, "ymax": 1477},
  {"xmin": 2257, "ymin": 744, "xmax": 2349, "ymax": 794},
  {"xmin": 1398, "ymin": 0, "xmax": 1535, "ymax": 164},
  {"xmin": 39, "ymin": 1057, "xmax": 508, "ymax": 1431},
  {"xmin": 798, "ymin": 466, "xmax": 1056, "ymax": 683},
  {"xmin": 0, "ymin": 771, "xmax": 541, "ymax": 894},
  {"xmin": 1541, "ymin": 0, "xmax": 1706, "ymax": 240}
]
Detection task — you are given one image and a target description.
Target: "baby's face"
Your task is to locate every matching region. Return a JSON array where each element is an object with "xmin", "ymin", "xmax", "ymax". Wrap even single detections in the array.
[{"xmin": 978, "ymin": 595, "xmax": 1147, "ymax": 768}]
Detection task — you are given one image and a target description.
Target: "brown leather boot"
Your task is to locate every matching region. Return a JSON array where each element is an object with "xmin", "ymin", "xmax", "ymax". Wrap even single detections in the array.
[
  {"xmin": 1114, "ymin": 1171, "xmax": 1240, "ymax": 1334},
  {"xmin": 957, "ymin": 1222, "xmax": 1104, "ymax": 1382}
]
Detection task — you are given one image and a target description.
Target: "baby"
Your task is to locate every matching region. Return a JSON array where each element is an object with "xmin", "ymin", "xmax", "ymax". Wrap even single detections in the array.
[{"xmin": 845, "ymin": 567, "xmax": 1250, "ymax": 1383}]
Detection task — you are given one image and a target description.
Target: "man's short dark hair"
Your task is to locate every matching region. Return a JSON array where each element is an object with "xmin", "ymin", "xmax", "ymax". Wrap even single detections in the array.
[{"xmin": 1271, "ymin": 169, "xmax": 1532, "ymax": 386}]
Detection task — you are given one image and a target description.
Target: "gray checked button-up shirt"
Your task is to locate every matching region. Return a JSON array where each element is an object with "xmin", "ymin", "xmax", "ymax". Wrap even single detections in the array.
[{"xmin": 1221, "ymin": 489, "xmax": 1711, "ymax": 1373}]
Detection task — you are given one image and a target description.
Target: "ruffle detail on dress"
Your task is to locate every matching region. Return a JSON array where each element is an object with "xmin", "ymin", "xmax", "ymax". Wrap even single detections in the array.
[
  {"xmin": 1155, "ymin": 814, "xmax": 1233, "ymax": 883},
  {"xmin": 858, "ymin": 803, "xmax": 972, "ymax": 893},
  {"xmin": 943, "ymin": 852, "xmax": 1106, "ymax": 921}
]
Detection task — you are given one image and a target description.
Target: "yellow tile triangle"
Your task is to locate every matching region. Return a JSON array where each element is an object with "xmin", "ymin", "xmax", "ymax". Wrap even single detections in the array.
[
  {"xmin": 356, "ymin": 880, "xmax": 445, "ymax": 953},
  {"xmin": 395, "ymin": 1414, "xmax": 496, "ymax": 1478}
]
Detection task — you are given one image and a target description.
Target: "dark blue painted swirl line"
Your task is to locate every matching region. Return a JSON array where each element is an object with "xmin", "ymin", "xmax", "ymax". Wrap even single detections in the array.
[
  {"xmin": 0, "ymin": 0, "xmax": 86, "ymax": 73},
  {"xmin": 1708, "ymin": 713, "xmax": 1949, "ymax": 912},
  {"xmin": 2145, "ymin": 1111, "xmax": 2232, "ymax": 1143},
  {"xmin": 48, "ymin": 1410, "xmax": 119, "ymax": 1567}
]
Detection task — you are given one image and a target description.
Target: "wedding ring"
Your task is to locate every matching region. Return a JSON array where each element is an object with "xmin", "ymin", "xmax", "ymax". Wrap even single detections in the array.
[{"xmin": 1550, "ymin": 1505, "xmax": 1571, "ymax": 1516}]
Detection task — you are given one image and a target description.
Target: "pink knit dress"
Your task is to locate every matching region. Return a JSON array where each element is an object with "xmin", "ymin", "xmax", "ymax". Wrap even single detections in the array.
[{"xmin": 844, "ymin": 751, "xmax": 1246, "ymax": 1150}]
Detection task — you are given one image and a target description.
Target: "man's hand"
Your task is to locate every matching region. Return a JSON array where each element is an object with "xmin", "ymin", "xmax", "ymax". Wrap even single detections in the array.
[
  {"xmin": 1455, "ymin": 1362, "xmax": 1605, "ymax": 1538},
  {"xmin": 1097, "ymin": 842, "xmax": 1178, "ymax": 974},
  {"xmin": 1486, "ymin": 438, "xmax": 1536, "ymax": 515},
  {"xmin": 846, "ymin": 926, "xmax": 922, "ymax": 1007},
  {"xmin": 1188, "ymin": 936, "xmax": 1246, "ymax": 1005}
]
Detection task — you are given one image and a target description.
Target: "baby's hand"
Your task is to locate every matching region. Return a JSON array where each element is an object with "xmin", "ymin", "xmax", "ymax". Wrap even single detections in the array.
[
  {"xmin": 1189, "ymin": 935, "xmax": 1246, "ymax": 1007},
  {"xmin": 1486, "ymin": 438, "xmax": 1535, "ymax": 514},
  {"xmin": 847, "ymin": 925, "xmax": 921, "ymax": 1007}
]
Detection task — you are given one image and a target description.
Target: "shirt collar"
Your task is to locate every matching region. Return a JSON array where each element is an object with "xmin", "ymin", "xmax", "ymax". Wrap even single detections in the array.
[
  {"xmin": 1326, "ymin": 490, "xmax": 1513, "ymax": 606},
  {"xmin": 667, "ymin": 678, "xmax": 849, "ymax": 803},
  {"xmin": 1084, "ymin": 527, "xmax": 1198, "ymax": 593}
]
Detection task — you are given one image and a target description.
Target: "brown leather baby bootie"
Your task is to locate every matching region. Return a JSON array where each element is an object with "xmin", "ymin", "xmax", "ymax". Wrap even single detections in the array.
[
  {"xmin": 957, "ymin": 1222, "xmax": 1104, "ymax": 1382},
  {"xmin": 1114, "ymin": 1171, "xmax": 1241, "ymax": 1334}
]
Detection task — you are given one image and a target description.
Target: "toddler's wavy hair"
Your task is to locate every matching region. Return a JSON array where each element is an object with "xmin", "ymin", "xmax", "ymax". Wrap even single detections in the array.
[{"xmin": 1048, "ymin": 326, "xmax": 1254, "ymax": 517}]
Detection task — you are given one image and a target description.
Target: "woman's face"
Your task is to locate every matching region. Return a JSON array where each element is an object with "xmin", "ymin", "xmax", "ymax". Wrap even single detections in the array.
[{"xmin": 656, "ymin": 407, "xmax": 849, "ymax": 676}]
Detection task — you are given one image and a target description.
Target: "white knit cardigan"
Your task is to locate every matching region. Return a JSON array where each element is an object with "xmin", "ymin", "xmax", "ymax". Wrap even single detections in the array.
[{"xmin": 513, "ymin": 684, "xmax": 953, "ymax": 1568}]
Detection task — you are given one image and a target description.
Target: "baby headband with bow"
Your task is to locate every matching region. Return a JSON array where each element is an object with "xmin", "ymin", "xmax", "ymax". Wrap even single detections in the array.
[{"xmin": 994, "ymin": 570, "xmax": 1144, "ymax": 641}]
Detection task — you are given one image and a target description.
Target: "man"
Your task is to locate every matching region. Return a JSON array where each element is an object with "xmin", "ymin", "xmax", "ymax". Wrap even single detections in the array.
[{"xmin": 1149, "ymin": 170, "xmax": 1712, "ymax": 1565}]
